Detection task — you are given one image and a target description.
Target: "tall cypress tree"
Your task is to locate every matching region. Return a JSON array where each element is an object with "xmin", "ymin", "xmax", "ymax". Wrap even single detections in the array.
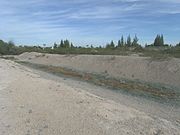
[
  {"xmin": 110, "ymin": 40, "xmax": 115, "ymax": 48},
  {"xmin": 160, "ymin": 34, "xmax": 164, "ymax": 46},
  {"xmin": 154, "ymin": 36, "xmax": 157, "ymax": 46},
  {"xmin": 60, "ymin": 40, "xmax": 64, "ymax": 48},
  {"xmin": 154, "ymin": 34, "xmax": 164, "ymax": 46},
  {"xmin": 154, "ymin": 35, "xmax": 161, "ymax": 46},
  {"xmin": 127, "ymin": 35, "xmax": 131, "ymax": 47},
  {"xmin": 120, "ymin": 35, "xmax": 124, "ymax": 46},
  {"xmin": 118, "ymin": 40, "xmax": 121, "ymax": 47}
]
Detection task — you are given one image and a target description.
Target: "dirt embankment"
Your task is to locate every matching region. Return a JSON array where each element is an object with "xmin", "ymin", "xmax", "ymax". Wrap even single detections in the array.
[
  {"xmin": 0, "ymin": 58, "xmax": 180, "ymax": 135},
  {"xmin": 17, "ymin": 52, "xmax": 180, "ymax": 88}
]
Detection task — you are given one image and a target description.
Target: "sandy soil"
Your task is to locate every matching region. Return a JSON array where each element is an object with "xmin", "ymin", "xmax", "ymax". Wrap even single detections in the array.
[
  {"xmin": 0, "ymin": 58, "xmax": 180, "ymax": 135},
  {"xmin": 17, "ymin": 52, "xmax": 180, "ymax": 88}
]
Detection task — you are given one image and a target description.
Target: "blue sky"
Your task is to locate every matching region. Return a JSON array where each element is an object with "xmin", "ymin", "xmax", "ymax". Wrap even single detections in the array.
[{"xmin": 0, "ymin": 0, "xmax": 180, "ymax": 46}]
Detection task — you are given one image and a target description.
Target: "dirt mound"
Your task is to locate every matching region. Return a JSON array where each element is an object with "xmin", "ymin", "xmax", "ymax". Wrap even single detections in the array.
[
  {"xmin": 17, "ymin": 52, "xmax": 180, "ymax": 88},
  {"xmin": 18, "ymin": 52, "xmax": 43, "ymax": 60}
]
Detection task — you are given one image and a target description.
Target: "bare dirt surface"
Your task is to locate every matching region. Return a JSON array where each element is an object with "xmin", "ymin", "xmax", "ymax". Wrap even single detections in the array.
[
  {"xmin": 17, "ymin": 52, "xmax": 180, "ymax": 88},
  {"xmin": 0, "ymin": 58, "xmax": 180, "ymax": 134}
]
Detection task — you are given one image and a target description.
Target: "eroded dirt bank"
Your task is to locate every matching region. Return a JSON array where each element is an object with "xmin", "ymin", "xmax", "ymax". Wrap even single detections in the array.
[
  {"xmin": 0, "ymin": 59, "xmax": 180, "ymax": 135},
  {"xmin": 17, "ymin": 52, "xmax": 180, "ymax": 88}
]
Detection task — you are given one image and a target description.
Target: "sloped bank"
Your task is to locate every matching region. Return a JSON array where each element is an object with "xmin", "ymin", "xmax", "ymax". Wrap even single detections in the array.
[
  {"xmin": 16, "ymin": 61, "xmax": 180, "ymax": 106},
  {"xmin": 17, "ymin": 52, "xmax": 180, "ymax": 88}
]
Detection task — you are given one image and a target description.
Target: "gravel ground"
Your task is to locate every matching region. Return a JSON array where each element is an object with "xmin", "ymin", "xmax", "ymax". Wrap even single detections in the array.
[{"xmin": 0, "ymin": 59, "xmax": 180, "ymax": 135}]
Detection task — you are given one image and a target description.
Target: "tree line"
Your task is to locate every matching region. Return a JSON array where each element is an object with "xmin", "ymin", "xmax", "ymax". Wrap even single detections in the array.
[
  {"xmin": 0, "ymin": 34, "xmax": 180, "ymax": 55},
  {"xmin": 106, "ymin": 35, "xmax": 139, "ymax": 48},
  {"xmin": 53, "ymin": 39, "xmax": 74, "ymax": 49}
]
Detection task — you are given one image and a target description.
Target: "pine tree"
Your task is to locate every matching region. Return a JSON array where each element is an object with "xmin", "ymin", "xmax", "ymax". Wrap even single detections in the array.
[
  {"xmin": 106, "ymin": 43, "xmax": 110, "ymax": 49},
  {"xmin": 154, "ymin": 35, "xmax": 159, "ymax": 46},
  {"xmin": 106, "ymin": 41, "xmax": 115, "ymax": 49},
  {"xmin": 110, "ymin": 40, "xmax": 115, "ymax": 48},
  {"xmin": 154, "ymin": 34, "xmax": 164, "ymax": 46},
  {"xmin": 64, "ymin": 40, "xmax": 70, "ymax": 48},
  {"xmin": 160, "ymin": 34, "xmax": 164, "ymax": 46},
  {"xmin": 176, "ymin": 42, "xmax": 180, "ymax": 47},
  {"xmin": 120, "ymin": 35, "xmax": 124, "ymax": 46},
  {"xmin": 60, "ymin": 40, "xmax": 64, "ymax": 48},
  {"xmin": 127, "ymin": 35, "xmax": 131, "ymax": 47},
  {"xmin": 132, "ymin": 35, "xmax": 139, "ymax": 46},
  {"xmin": 118, "ymin": 35, "xmax": 124, "ymax": 47},
  {"xmin": 53, "ymin": 42, "xmax": 58, "ymax": 49},
  {"xmin": 70, "ymin": 43, "xmax": 74, "ymax": 48},
  {"xmin": 118, "ymin": 40, "xmax": 121, "ymax": 47}
]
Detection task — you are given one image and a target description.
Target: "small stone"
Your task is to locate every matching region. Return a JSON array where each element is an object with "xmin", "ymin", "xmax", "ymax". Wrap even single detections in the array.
[
  {"xmin": 153, "ymin": 129, "xmax": 162, "ymax": 135},
  {"xmin": 79, "ymin": 101, "xmax": 83, "ymax": 103},
  {"xmin": 44, "ymin": 125, "xmax": 48, "ymax": 128},
  {"xmin": 20, "ymin": 106, "xmax": 24, "ymax": 108},
  {"xmin": 28, "ymin": 109, "xmax": 32, "ymax": 114},
  {"xmin": 38, "ymin": 129, "xmax": 43, "ymax": 134},
  {"xmin": 26, "ymin": 119, "xmax": 30, "ymax": 123},
  {"xmin": 5, "ymin": 125, "xmax": 10, "ymax": 128},
  {"xmin": 26, "ymin": 130, "xmax": 30, "ymax": 135}
]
